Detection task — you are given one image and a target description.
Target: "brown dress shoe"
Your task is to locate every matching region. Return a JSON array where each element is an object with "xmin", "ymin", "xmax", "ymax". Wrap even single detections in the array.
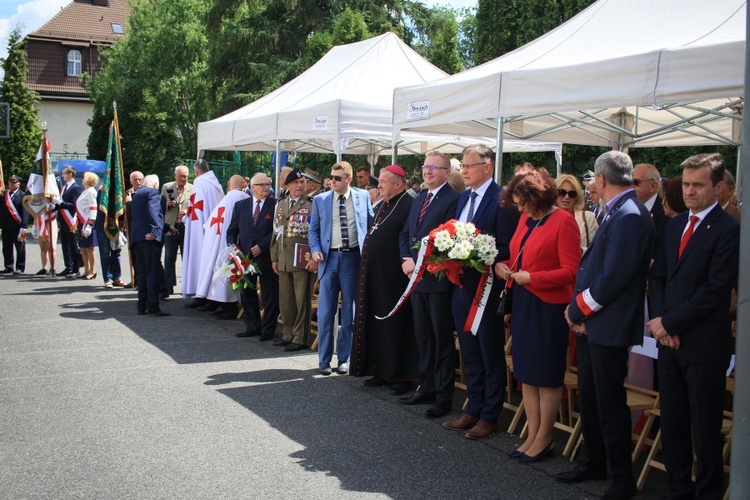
[
  {"xmin": 442, "ymin": 413, "xmax": 479, "ymax": 431},
  {"xmin": 464, "ymin": 420, "xmax": 498, "ymax": 439}
]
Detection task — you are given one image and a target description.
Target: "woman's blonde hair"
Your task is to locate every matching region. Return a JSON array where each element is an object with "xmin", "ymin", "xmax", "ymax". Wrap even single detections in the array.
[
  {"xmin": 555, "ymin": 174, "xmax": 585, "ymax": 211},
  {"xmin": 83, "ymin": 171, "xmax": 99, "ymax": 188}
]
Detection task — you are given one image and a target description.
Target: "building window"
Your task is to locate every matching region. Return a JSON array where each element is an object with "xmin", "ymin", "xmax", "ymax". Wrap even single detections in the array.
[
  {"xmin": 111, "ymin": 23, "xmax": 123, "ymax": 34},
  {"xmin": 67, "ymin": 50, "xmax": 82, "ymax": 76}
]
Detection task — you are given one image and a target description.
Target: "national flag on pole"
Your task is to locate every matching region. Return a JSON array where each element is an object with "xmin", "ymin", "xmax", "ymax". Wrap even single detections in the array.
[
  {"xmin": 23, "ymin": 132, "xmax": 58, "ymax": 220},
  {"xmin": 99, "ymin": 120, "xmax": 124, "ymax": 242}
]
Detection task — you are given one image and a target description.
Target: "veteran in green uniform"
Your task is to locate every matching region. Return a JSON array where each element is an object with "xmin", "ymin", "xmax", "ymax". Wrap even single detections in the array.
[{"xmin": 271, "ymin": 168, "xmax": 318, "ymax": 351}]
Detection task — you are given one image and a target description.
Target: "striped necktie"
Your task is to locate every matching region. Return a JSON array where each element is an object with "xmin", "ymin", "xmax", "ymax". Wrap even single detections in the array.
[
  {"xmin": 339, "ymin": 194, "xmax": 349, "ymax": 249},
  {"xmin": 418, "ymin": 192, "xmax": 432, "ymax": 224},
  {"xmin": 252, "ymin": 199, "xmax": 261, "ymax": 225},
  {"xmin": 467, "ymin": 192, "xmax": 478, "ymax": 222}
]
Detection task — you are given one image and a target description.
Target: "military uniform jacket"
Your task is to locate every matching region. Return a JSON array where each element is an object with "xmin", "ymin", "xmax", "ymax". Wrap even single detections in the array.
[{"xmin": 271, "ymin": 195, "xmax": 313, "ymax": 273}]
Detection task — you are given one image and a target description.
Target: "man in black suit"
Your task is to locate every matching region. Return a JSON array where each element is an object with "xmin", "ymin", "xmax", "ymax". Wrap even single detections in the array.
[
  {"xmin": 53, "ymin": 166, "xmax": 83, "ymax": 277},
  {"xmin": 0, "ymin": 175, "xmax": 29, "ymax": 273},
  {"xmin": 633, "ymin": 163, "xmax": 667, "ymax": 256},
  {"xmin": 131, "ymin": 175, "xmax": 171, "ymax": 316},
  {"xmin": 441, "ymin": 144, "xmax": 516, "ymax": 439},
  {"xmin": 559, "ymin": 151, "xmax": 655, "ymax": 500},
  {"xmin": 399, "ymin": 151, "xmax": 459, "ymax": 418},
  {"xmin": 648, "ymin": 153, "xmax": 739, "ymax": 499},
  {"xmin": 226, "ymin": 172, "xmax": 279, "ymax": 341}
]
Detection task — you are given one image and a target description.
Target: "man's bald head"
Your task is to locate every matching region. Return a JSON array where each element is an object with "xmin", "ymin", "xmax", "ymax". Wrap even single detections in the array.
[{"xmin": 228, "ymin": 174, "xmax": 245, "ymax": 190}]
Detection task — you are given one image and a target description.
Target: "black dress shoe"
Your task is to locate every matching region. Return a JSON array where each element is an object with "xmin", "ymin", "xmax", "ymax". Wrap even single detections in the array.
[
  {"xmin": 259, "ymin": 335, "xmax": 274, "ymax": 342},
  {"xmin": 137, "ymin": 310, "xmax": 146, "ymax": 315},
  {"xmin": 66, "ymin": 273, "xmax": 80, "ymax": 279},
  {"xmin": 236, "ymin": 331, "xmax": 260, "ymax": 338},
  {"xmin": 389, "ymin": 382, "xmax": 411, "ymax": 396},
  {"xmin": 283, "ymin": 343, "xmax": 306, "ymax": 352},
  {"xmin": 425, "ymin": 402, "xmax": 452, "ymax": 418},
  {"xmin": 600, "ymin": 481, "xmax": 636, "ymax": 500},
  {"xmin": 272, "ymin": 340, "xmax": 291, "ymax": 346},
  {"xmin": 35, "ymin": 269, "xmax": 48, "ymax": 275},
  {"xmin": 145, "ymin": 308, "xmax": 170, "ymax": 317},
  {"xmin": 555, "ymin": 465, "xmax": 607, "ymax": 484},
  {"xmin": 58, "ymin": 269, "xmax": 71, "ymax": 277},
  {"xmin": 399, "ymin": 392, "xmax": 436, "ymax": 405},
  {"xmin": 184, "ymin": 298, "xmax": 206, "ymax": 309},
  {"xmin": 198, "ymin": 302, "xmax": 218, "ymax": 312},
  {"xmin": 0, "ymin": 268, "xmax": 13, "ymax": 274},
  {"xmin": 362, "ymin": 377, "xmax": 389, "ymax": 387}
]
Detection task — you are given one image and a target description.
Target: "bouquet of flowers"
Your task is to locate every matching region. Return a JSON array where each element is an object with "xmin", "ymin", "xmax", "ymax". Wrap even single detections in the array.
[
  {"xmin": 423, "ymin": 219, "xmax": 498, "ymax": 286},
  {"xmin": 216, "ymin": 247, "xmax": 260, "ymax": 292}
]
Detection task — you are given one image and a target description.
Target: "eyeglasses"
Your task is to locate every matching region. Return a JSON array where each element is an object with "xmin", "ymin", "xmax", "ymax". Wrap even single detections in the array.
[
  {"xmin": 633, "ymin": 178, "xmax": 655, "ymax": 187},
  {"xmin": 458, "ymin": 162, "xmax": 487, "ymax": 170},
  {"xmin": 252, "ymin": 183, "xmax": 271, "ymax": 188},
  {"xmin": 328, "ymin": 174, "xmax": 344, "ymax": 182},
  {"xmin": 421, "ymin": 165, "xmax": 448, "ymax": 171},
  {"xmin": 557, "ymin": 189, "xmax": 578, "ymax": 198}
]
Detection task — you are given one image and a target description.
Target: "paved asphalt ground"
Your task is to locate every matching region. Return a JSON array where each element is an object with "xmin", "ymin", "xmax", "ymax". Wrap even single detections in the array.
[{"xmin": 0, "ymin": 240, "xmax": 669, "ymax": 499}]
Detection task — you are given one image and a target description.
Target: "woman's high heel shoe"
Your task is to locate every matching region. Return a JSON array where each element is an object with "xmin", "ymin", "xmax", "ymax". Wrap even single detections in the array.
[{"xmin": 517, "ymin": 441, "xmax": 555, "ymax": 463}]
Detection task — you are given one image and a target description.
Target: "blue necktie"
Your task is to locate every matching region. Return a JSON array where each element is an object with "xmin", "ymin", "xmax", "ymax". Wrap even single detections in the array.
[{"xmin": 467, "ymin": 192, "xmax": 478, "ymax": 222}]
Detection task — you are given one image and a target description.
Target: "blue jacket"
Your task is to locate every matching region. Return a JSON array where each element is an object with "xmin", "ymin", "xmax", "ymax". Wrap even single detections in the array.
[{"xmin": 130, "ymin": 186, "xmax": 164, "ymax": 244}]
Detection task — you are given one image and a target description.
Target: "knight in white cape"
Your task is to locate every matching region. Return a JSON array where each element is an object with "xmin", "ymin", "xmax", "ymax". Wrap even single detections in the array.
[
  {"xmin": 181, "ymin": 160, "xmax": 224, "ymax": 298},
  {"xmin": 195, "ymin": 175, "xmax": 249, "ymax": 304}
]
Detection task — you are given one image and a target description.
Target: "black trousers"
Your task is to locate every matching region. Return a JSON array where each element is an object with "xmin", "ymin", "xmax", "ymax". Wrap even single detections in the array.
[
  {"xmin": 575, "ymin": 335, "xmax": 634, "ymax": 487},
  {"xmin": 163, "ymin": 224, "xmax": 185, "ymax": 289},
  {"xmin": 134, "ymin": 240, "xmax": 163, "ymax": 312},
  {"xmin": 658, "ymin": 350, "xmax": 726, "ymax": 500},
  {"xmin": 59, "ymin": 222, "xmax": 80, "ymax": 273},
  {"xmin": 240, "ymin": 268, "xmax": 279, "ymax": 336},
  {"xmin": 411, "ymin": 290, "xmax": 455, "ymax": 404},
  {"xmin": 1, "ymin": 225, "xmax": 25, "ymax": 271}
]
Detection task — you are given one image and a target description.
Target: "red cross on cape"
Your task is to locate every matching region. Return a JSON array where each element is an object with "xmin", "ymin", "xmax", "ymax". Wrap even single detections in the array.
[
  {"xmin": 210, "ymin": 206, "xmax": 226, "ymax": 235},
  {"xmin": 187, "ymin": 192, "xmax": 204, "ymax": 221}
]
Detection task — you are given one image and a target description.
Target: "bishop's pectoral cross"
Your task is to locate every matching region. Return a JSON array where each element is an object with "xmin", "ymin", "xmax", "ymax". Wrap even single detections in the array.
[
  {"xmin": 186, "ymin": 193, "xmax": 204, "ymax": 221},
  {"xmin": 210, "ymin": 206, "xmax": 226, "ymax": 235}
]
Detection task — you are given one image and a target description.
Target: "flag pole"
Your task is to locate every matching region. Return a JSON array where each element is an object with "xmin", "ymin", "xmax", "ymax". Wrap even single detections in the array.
[
  {"xmin": 41, "ymin": 123, "xmax": 54, "ymax": 272},
  {"xmin": 113, "ymin": 101, "xmax": 134, "ymax": 287}
]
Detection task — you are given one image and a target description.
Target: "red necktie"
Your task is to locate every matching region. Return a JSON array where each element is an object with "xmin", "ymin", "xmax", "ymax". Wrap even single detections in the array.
[
  {"xmin": 678, "ymin": 215, "xmax": 699, "ymax": 258},
  {"xmin": 252, "ymin": 200, "xmax": 261, "ymax": 224},
  {"xmin": 418, "ymin": 192, "xmax": 432, "ymax": 224}
]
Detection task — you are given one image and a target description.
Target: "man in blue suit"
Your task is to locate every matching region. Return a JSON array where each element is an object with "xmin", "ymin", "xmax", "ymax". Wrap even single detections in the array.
[
  {"xmin": 131, "ymin": 175, "xmax": 172, "ymax": 317},
  {"xmin": 227, "ymin": 173, "xmax": 279, "ymax": 341},
  {"xmin": 309, "ymin": 161, "xmax": 371, "ymax": 375},
  {"xmin": 399, "ymin": 151, "xmax": 460, "ymax": 418},
  {"xmin": 559, "ymin": 151, "xmax": 655, "ymax": 500},
  {"xmin": 53, "ymin": 166, "xmax": 83, "ymax": 277},
  {"xmin": 441, "ymin": 145, "xmax": 516, "ymax": 439},
  {"xmin": 648, "ymin": 153, "xmax": 739, "ymax": 499}
]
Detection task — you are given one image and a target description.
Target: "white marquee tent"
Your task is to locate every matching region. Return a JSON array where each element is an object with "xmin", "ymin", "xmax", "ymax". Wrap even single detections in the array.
[
  {"xmin": 393, "ymin": 0, "xmax": 745, "ymax": 154},
  {"xmin": 197, "ymin": 32, "xmax": 562, "ymax": 165}
]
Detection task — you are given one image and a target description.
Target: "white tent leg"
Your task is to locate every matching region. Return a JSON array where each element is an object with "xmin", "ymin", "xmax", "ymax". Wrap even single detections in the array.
[{"xmin": 495, "ymin": 119, "xmax": 504, "ymax": 183}]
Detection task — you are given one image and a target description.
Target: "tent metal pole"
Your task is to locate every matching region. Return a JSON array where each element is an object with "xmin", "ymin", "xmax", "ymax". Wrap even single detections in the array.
[
  {"xmin": 392, "ymin": 143, "xmax": 399, "ymax": 165},
  {"xmin": 495, "ymin": 119, "xmax": 504, "ymax": 183},
  {"xmin": 274, "ymin": 139, "xmax": 281, "ymax": 195},
  {"xmin": 729, "ymin": 7, "xmax": 750, "ymax": 498}
]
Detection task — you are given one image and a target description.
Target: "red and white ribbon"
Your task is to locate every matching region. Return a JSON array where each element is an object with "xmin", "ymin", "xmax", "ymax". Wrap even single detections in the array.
[
  {"xmin": 4, "ymin": 191, "xmax": 21, "ymax": 225},
  {"xmin": 463, "ymin": 269, "xmax": 494, "ymax": 335},
  {"xmin": 376, "ymin": 235, "xmax": 433, "ymax": 321}
]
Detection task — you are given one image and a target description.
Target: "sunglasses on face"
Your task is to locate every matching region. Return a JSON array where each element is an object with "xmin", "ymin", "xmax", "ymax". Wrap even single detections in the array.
[
  {"xmin": 632, "ymin": 178, "xmax": 655, "ymax": 187},
  {"xmin": 558, "ymin": 189, "xmax": 577, "ymax": 198},
  {"xmin": 252, "ymin": 183, "xmax": 271, "ymax": 188},
  {"xmin": 328, "ymin": 174, "xmax": 344, "ymax": 182}
]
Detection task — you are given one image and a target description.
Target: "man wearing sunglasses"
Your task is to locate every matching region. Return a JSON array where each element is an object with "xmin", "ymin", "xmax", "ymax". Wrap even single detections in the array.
[
  {"xmin": 633, "ymin": 163, "xmax": 666, "ymax": 257},
  {"xmin": 308, "ymin": 161, "xmax": 371, "ymax": 375}
]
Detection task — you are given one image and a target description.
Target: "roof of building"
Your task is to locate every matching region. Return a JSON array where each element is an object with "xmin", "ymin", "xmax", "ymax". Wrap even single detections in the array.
[{"xmin": 27, "ymin": 0, "xmax": 131, "ymax": 45}]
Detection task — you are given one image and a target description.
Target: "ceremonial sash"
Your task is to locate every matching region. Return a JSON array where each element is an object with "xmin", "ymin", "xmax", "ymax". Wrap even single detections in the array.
[{"xmin": 4, "ymin": 191, "xmax": 21, "ymax": 225}]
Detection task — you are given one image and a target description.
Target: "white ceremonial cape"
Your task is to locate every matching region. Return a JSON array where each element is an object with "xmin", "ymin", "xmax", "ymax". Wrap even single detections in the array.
[
  {"xmin": 181, "ymin": 170, "xmax": 224, "ymax": 297},
  {"xmin": 195, "ymin": 188, "xmax": 249, "ymax": 302}
]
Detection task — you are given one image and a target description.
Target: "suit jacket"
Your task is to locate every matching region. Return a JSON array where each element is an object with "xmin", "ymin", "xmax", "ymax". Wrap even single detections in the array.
[
  {"xmin": 271, "ymin": 195, "xmax": 313, "ymax": 273},
  {"xmin": 650, "ymin": 195, "xmax": 667, "ymax": 258},
  {"xmin": 57, "ymin": 181, "xmax": 83, "ymax": 225},
  {"xmin": 130, "ymin": 186, "xmax": 164, "ymax": 244},
  {"xmin": 399, "ymin": 184, "xmax": 460, "ymax": 293},
  {"xmin": 226, "ymin": 196, "xmax": 276, "ymax": 271},
  {"xmin": 649, "ymin": 204, "xmax": 739, "ymax": 364},
  {"xmin": 308, "ymin": 187, "xmax": 371, "ymax": 278},
  {"xmin": 568, "ymin": 190, "xmax": 655, "ymax": 347},
  {"xmin": 0, "ymin": 189, "xmax": 29, "ymax": 229}
]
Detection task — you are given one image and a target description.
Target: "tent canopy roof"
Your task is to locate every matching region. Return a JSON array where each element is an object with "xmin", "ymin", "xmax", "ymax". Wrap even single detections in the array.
[{"xmin": 393, "ymin": 0, "xmax": 745, "ymax": 149}]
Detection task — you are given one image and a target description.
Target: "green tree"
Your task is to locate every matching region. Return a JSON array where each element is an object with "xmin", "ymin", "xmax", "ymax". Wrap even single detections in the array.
[
  {"xmin": 87, "ymin": 0, "xmax": 212, "ymax": 178},
  {"xmin": 414, "ymin": 7, "xmax": 462, "ymax": 74},
  {"xmin": 0, "ymin": 28, "xmax": 41, "ymax": 177}
]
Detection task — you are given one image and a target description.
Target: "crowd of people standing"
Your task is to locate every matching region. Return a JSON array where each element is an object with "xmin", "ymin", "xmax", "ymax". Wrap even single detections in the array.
[{"xmin": 0, "ymin": 146, "xmax": 740, "ymax": 500}]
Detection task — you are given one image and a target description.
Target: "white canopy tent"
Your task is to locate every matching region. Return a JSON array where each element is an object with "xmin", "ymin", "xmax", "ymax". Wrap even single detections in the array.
[
  {"xmin": 197, "ymin": 32, "xmax": 562, "ymax": 172},
  {"xmin": 393, "ymin": 0, "xmax": 745, "ymax": 169}
]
